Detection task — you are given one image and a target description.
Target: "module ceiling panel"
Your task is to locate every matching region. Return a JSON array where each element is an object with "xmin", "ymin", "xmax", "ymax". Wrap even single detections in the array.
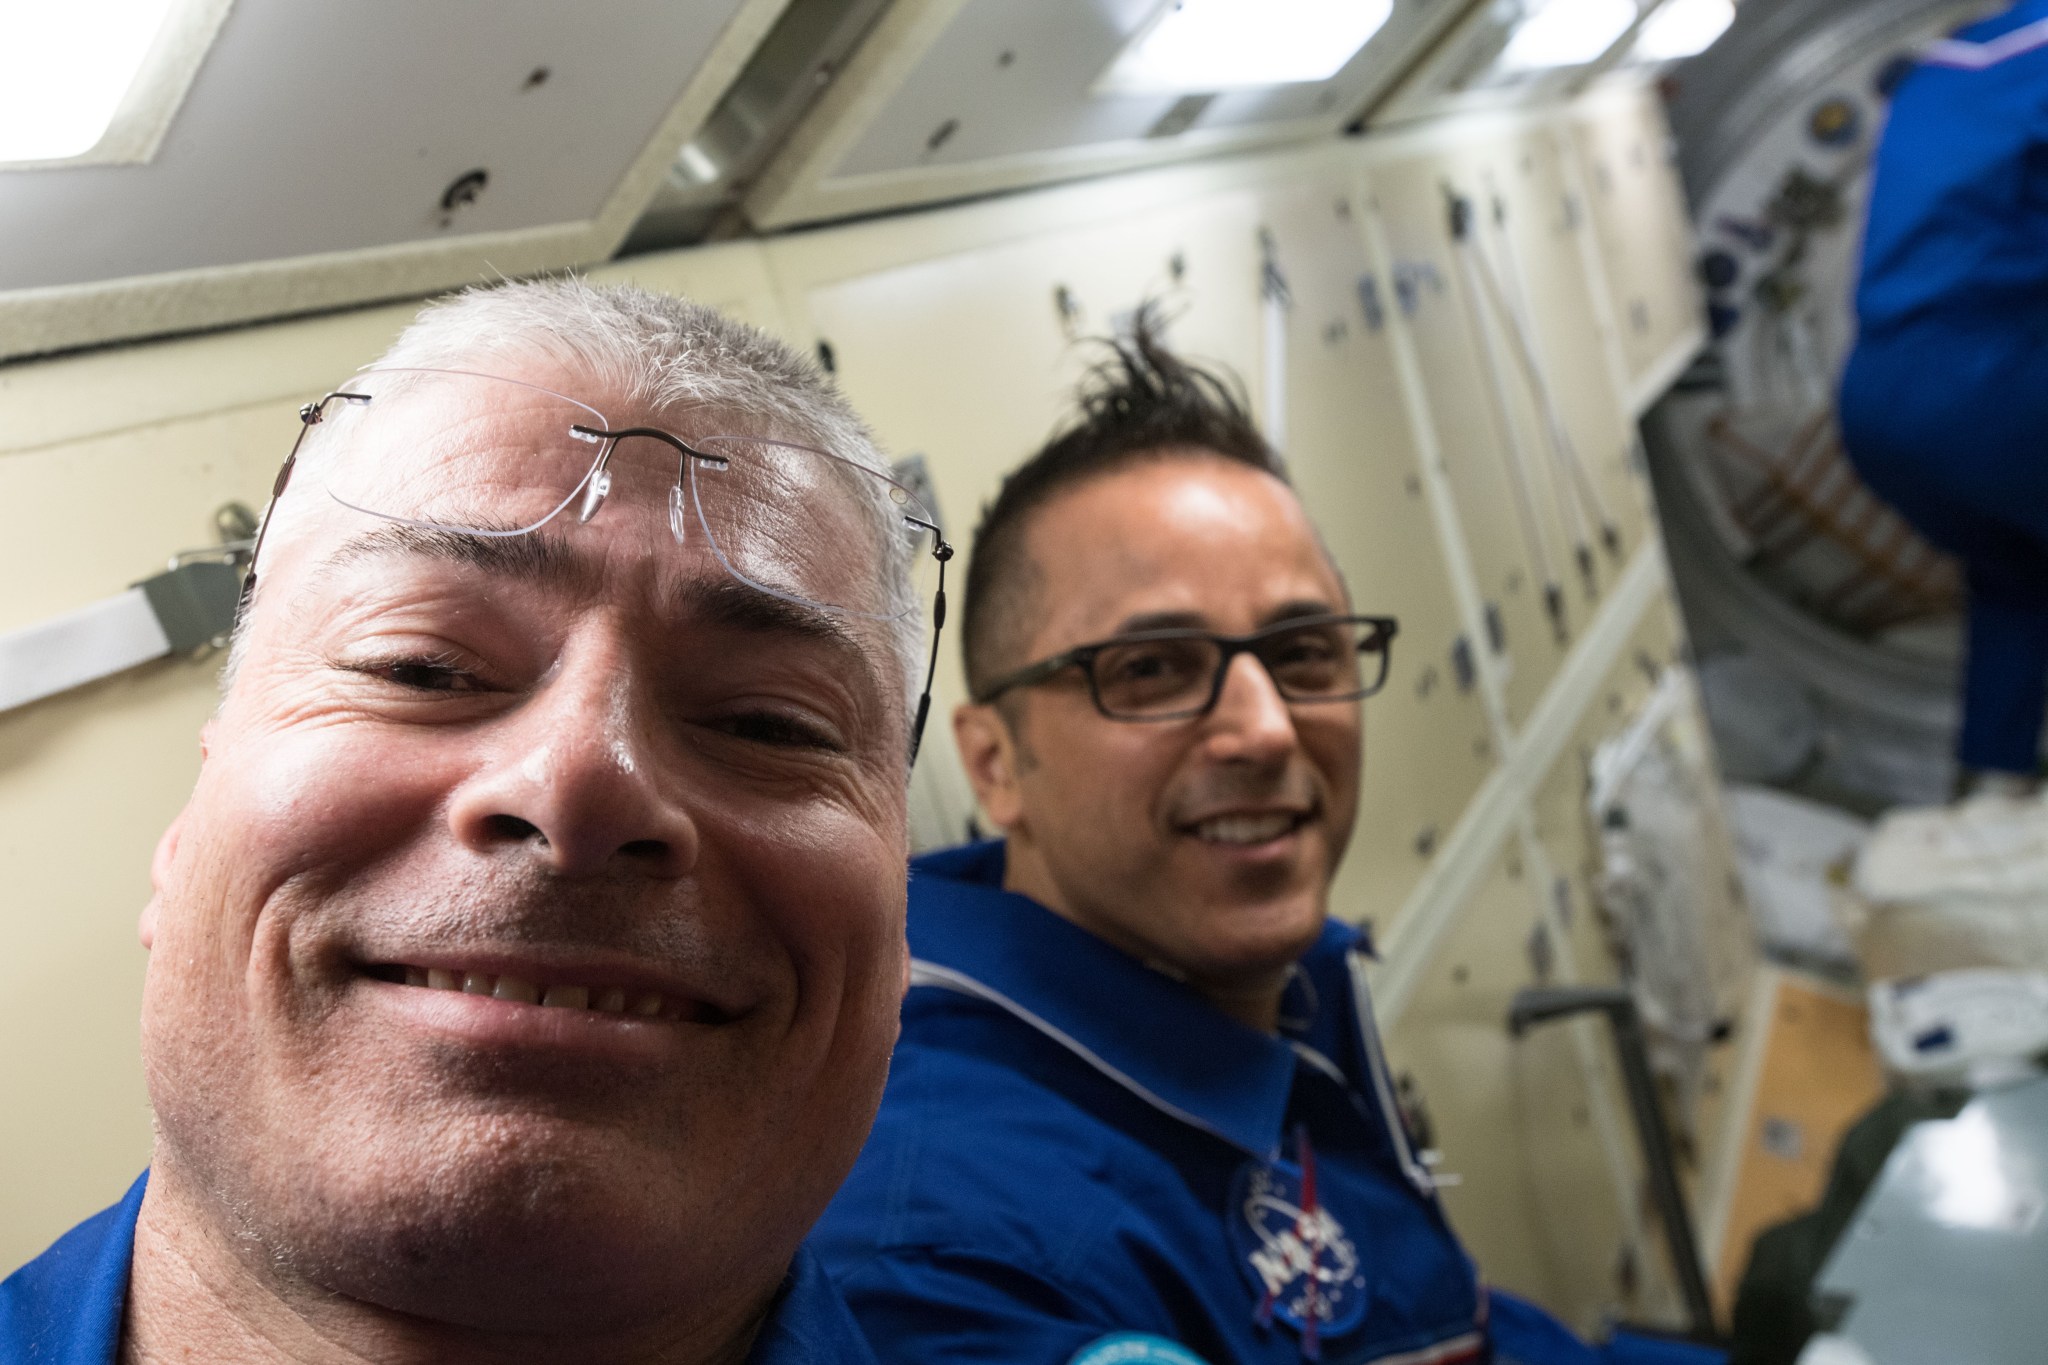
[
  {"xmin": 0, "ymin": 0, "xmax": 784, "ymax": 360},
  {"xmin": 747, "ymin": 0, "xmax": 1485, "ymax": 229}
]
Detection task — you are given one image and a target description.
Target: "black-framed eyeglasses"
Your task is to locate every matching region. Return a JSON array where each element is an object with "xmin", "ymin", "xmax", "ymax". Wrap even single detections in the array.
[
  {"xmin": 239, "ymin": 367, "xmax": 955, "ymax": 764},
  {"xmin": 974, "ymin": 614, "xmax": 1399, "ymax": 721}
]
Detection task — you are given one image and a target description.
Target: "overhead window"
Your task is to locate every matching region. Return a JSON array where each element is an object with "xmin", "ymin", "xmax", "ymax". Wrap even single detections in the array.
[{"xmin": 0, "ymin": 0, "xmax": 233, "ymax": 168}]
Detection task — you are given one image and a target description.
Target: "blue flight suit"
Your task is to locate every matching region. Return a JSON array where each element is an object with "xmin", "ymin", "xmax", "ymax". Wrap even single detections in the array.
[
  {"xmin": 810, "ymin": 842, "xmax": 1722, "ymax": 1365},
  {"xmin": 0, "ymin": 1172, "xmax": 879, "ymax": 1364},
  {"xmin": 1838, "ymin": 0, "xmax": 2048, "ymax": 776}
]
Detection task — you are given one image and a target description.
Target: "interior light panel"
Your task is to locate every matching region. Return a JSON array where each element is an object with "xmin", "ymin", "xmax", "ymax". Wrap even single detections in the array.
[
  {"xmin": 1632, "ymin": 0, "xmax": 1735, "ymax": 62},
  {"xmin": 0, "ymin": 0, "xmax": 182, "ymax": 164},
  {"xmin": 1496, "ymin": 0, "xmax": 1639, "ymax": 74},
  {"xmin": 1100, "ymin": 0, "xmax": 1397, "ymax": 94}
]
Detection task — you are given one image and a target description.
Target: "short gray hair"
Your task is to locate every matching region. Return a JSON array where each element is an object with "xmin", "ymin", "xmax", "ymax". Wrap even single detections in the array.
[{"xmin": 231, "ymin": 278, "xmax": 926, "ymax": 728}]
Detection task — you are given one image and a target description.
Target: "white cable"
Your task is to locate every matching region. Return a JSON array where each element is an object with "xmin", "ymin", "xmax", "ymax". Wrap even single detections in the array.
[
  {"xmin": 1472, "ymin": 195, "xmax": 1622, "ymax": 565},
  {"xmin": 1447, "ymin": 206, "xmax": 1567, "ymax": 639}
]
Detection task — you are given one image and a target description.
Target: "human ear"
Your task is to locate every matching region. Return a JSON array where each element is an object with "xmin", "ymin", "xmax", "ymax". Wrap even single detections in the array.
[
  {"xmin": 141, "ymin": 722, "xmax": 211, "ymax": 950},
  {"xmin": 140, "ymin": 808, "xmax": 188, "ymax": 950},
  {"xmin": 952, "ymin": 702, "xmax": 1025, "ymax": 832}
]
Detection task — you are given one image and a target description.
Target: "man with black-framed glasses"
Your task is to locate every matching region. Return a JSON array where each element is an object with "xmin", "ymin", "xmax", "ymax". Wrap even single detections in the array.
[
  {"xmin": 809, "ymin": 322, "xmax": 1711, "ymax": 1365},
  {"xmin": 0, "ymin": 279, "xmax": 948, "ymax": 1364}
]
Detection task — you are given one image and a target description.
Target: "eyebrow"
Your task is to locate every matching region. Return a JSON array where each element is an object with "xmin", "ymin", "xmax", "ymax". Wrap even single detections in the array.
[
  {"xmin": 318, "ymin": 523, "xmax": 583, "ymax": 587},
  {"xmin": 688, "ymin": 578, "xmax": 886, "ymax": 702},
  {"xmin": 314, "ymin": 523, "xmax": 888, "ymax": 699},
  {"xmin": 1111, "ymin": 600, "xmax": 1340, "ymax": 636}
]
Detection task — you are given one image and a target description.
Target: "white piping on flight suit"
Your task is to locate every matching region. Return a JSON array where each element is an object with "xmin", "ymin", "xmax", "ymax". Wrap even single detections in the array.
[
  {"xmin": 1924, "ymin": 14, "xmax": 2048, "ymax": 68},
  {"xmin": 1346, "ymin": 948, "xmax": 1439, "ymax": 1200}
]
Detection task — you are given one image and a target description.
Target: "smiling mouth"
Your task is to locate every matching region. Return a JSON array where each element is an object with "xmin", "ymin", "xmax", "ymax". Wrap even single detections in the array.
[
  {"xmin": 363, "ymin": 963, "xmax": 730, "ymax": 1024},
  {"xmin": 1182, "ymin": 809, "xmax": 1315, "ymax": 846}
]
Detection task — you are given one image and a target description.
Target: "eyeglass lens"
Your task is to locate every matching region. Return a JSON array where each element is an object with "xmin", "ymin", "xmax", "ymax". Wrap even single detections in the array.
[
  {"xmin": 304, "ymin": 368, "xmax": 937, "ymax": 621},
  {"xmin": 1089, "ymin": 620, "xmax": 1389, "ymax": 718}
]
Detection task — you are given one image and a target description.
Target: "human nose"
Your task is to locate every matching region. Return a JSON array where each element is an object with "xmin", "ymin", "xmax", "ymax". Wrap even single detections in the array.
[
  {"xmin": 447, "ymin": 655, "xmax": 698, "ymax": 879},
  {"xmin": 1200, "ymin": 649, "xmax": 1300, "ymax": 763}
]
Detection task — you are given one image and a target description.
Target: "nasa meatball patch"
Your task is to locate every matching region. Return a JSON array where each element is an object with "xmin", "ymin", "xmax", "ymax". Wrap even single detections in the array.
[{"xmin": 1227, "ymin": 1158, "xmax": 1369, "ymax": 1338}]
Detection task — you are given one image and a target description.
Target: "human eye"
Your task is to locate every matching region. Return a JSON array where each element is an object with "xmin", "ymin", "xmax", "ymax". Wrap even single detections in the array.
[
  {"xmin": 709, "ymin": 708, "xmax": 846, "ymax": 753},
  {"xmin": 1106, "ymin": 640, "xmax": 1201, "ymax": 683},
  {"xmin": 1269, "ymin": 628, "xmax": 1340, "ymax": 666},
  {"xmin": 1109, "ymin": 646, "xmax": 1173, "ymax": 681},
  {"xmin": 1094, "ymin": 638, "xmax": 1211, "ymax": 710},
  {"xmin": 340, "ymin": 651, "xmax": 489, "ymax": 694},
  {"xmin": 1263, "ymin": 624, "xmax": 1355, "ymax": 691}
]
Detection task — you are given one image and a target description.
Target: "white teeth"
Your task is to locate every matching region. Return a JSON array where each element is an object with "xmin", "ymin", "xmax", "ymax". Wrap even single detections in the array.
[
  {"xmin": 1192, "ymin": 812, "xmax": 1299, "ymax": 846},
  {"xmin": 398, "ymin": 967, "xmax": 672, "ymax": 1017}
]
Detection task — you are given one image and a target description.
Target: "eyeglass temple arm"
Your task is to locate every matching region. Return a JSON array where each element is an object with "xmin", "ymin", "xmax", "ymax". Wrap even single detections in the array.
[
  {"xmin": 908, "ymin": 535, "xmax": 954, "ymax": 768},
  {"xmin": 237, "ymin": 391, "xmax": 370, "ymax": 622}
]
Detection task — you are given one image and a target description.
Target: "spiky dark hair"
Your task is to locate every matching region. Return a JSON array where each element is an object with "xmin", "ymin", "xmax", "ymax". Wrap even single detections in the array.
[{"xmin": 961, "ymin": 308, "xmax": 1288, "ymax": 698}]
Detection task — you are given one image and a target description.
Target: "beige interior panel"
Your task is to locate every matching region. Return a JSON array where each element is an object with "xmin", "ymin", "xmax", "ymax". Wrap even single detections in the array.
[
  {"xmin": 1569, "ymin": 89, "xmax": 1703, "ymax": 391},
  {"xmin": 1255, "ymin": 175, "xmax": 1496, "ymax": 934},
  {"xmin": 1483, "ymin": 126, "xmax": 1655, "ymax": 558},
  {"xmin": 1383, "ymin": 847, "xmax": 1651, "ymax": 1333},
  {"xmin": 1363, "ymin": 148, "xmax": 1573, "ymax": 730}
]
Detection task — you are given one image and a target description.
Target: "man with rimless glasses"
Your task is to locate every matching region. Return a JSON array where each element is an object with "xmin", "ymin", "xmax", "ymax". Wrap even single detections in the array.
[
  {"xmin": 0, "ymin": 280, "xmax": 949, "ymax": 1363},
  {"xmin": 809, "ymin": 324, "xmax": 1717, "ymax": 1365}
]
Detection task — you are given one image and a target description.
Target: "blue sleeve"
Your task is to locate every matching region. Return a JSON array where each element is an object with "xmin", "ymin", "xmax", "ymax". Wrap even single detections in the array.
[
  {"xmin": 830, "ymin": 1245, "xmax": 1144, "ymax": 1364},
  {"xmin": 1489, "ymin": 1290, "xmax": 1725, "ymax": 1365}
]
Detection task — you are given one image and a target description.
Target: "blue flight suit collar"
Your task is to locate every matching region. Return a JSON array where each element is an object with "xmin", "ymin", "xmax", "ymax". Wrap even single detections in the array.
[
  {"xmin": 908, "ymin": 840, "xmax": 1387, "ymax": 1166},
  {"xmin": 0, "ymin": 1170, "xmax": 876, "ymax": 1364}
]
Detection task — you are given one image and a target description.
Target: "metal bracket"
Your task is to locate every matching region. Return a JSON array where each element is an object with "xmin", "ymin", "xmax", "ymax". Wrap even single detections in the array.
[{"xmin": 1508, "ymin": 985, "xmax": 1720, "ymax": 1341}]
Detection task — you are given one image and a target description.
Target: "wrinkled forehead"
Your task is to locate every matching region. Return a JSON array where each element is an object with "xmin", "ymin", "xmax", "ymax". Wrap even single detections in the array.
[{"xmin": 284, "ymin": 365, "xmax": 912, "ymax": 626}]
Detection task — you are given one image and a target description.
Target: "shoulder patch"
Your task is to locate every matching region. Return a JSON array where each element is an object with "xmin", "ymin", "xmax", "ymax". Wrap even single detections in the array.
[{"xmin": 1068, "ymin": 1332, "xmax": 1212, "ymax": 1365}]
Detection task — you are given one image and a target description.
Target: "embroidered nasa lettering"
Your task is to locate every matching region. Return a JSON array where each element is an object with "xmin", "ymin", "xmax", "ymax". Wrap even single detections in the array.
[{"xmin": 1229, "ymin": 1152, "xmax": 1370, "ymax": 1342}]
